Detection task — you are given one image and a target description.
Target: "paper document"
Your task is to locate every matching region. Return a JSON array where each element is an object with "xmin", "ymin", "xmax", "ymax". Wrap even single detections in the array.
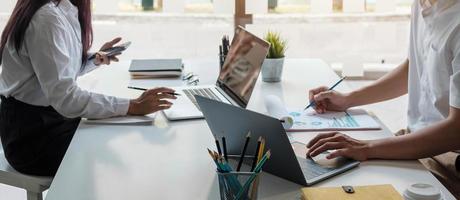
[
  {"xmin": 264, "ymin": 95, "xmax": 380, "ymax": 132},
  {"xmin": 84, "ymin": 113, "xmax": 157, "ymax": 125}
]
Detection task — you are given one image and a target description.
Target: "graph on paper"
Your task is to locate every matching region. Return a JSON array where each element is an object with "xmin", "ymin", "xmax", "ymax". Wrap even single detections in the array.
[{"xmin": 286, "ymin": 109, "xmax": 381, "ymax": 132}]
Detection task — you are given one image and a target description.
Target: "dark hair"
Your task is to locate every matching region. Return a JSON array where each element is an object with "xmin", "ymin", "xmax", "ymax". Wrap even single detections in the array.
[{"xmin": 0, "ymin": 0, "xmax": 93, "ymax": 64}]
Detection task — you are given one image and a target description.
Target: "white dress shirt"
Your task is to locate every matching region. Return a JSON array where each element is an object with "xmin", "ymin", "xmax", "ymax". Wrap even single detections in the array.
[
  {"xmin": 0, "ymin": 0, "xmax": 129, "ymax": 119},
  {"xmin": 408, "ymin": 0, "xmax": 460, "ymax": 132}
]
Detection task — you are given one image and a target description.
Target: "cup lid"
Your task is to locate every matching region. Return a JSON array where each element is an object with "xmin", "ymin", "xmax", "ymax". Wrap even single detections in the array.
[{"xmin": 404, "ymin": 183, "xmax": 442, "ymax": 200}]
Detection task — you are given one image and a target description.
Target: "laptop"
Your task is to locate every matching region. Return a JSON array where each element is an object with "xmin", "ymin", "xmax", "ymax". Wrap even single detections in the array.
[
  {"xmin": 196, "ymin": 96, "xmax": 360, "ymax": 186},
  {"xmin": 163, "ymin": 26, "xmax": 270, "ymax": 121}
]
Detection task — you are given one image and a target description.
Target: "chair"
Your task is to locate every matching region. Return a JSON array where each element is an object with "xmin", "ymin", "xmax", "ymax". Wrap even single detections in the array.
[{"xmin": 0, "ymin": 151, "xmax": 52, "ymax": 200}]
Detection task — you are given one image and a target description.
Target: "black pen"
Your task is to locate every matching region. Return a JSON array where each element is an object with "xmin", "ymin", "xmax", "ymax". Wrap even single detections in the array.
[
  {"xmin": 127, "ymin": 86, "xmax": 181, "ymax": 96},
  {"xmin": 214, "ymin": 135, "xmax": 222, "ymax": 155},
  {"xmin": 236, "ymin": 132, "xmax": 251, "ymax": 171},
  {"xmin": 304, "ymin": 76, "xmax": 347, "ymax": 110},
  {"xmin": 250, "ymin": 137, "xmax": 262, "ymax": 171}
]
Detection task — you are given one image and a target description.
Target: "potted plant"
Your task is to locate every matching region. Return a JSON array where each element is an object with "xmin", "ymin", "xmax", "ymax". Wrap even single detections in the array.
[{"xmin": 262, "ymin": 31, "xmax": 287, "ymax": 82}]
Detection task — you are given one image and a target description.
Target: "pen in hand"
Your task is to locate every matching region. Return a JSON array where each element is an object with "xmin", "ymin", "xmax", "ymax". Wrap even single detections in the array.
[
  {"xmin": 127, "ymin": 86, "xmax": 181, "ymax": 96},
  {"xmin": 304, "ymin": 76, "xmax": 347, "ymax": 110}
]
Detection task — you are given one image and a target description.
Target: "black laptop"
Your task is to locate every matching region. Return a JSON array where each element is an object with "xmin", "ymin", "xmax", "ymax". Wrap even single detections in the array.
[{"xmin": 196, "ymin": 96, "xmax": 360, "ymax": 186}]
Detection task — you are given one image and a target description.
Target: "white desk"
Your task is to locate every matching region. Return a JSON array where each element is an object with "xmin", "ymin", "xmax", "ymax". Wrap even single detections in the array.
[{"xmin": 45, "ymin": 59, "xmax": 455, "ymax": 200}]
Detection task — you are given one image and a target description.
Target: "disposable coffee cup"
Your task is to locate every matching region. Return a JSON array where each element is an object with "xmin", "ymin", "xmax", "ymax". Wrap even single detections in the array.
[{"xmin": 403, "ymin": 183, "xmax": 443, "ymax": 200}]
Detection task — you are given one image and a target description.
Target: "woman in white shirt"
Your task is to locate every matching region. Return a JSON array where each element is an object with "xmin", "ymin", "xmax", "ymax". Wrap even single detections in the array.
[
  {"xmin": 306, "ymin": 0, "xmax": 460, "ymax": 196},
  {"xmin": 0, "ymin": 0, "xmax": 176, "ymax": 176}
]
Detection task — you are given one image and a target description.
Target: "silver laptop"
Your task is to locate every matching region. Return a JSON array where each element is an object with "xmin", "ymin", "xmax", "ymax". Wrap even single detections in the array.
[
  {"xmin": 196, "ymin": 96, "xmax": 360, "ymax": 186},
  {"xmin": 163, "ymin": 26, "xmax": 270, "ymax": 121}
]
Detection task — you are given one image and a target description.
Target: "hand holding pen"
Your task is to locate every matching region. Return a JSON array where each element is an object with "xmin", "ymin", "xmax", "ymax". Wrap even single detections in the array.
[
  {"xmin": 127, "ymin": 87, "xmax": 178, "ymax": 115},
  {"xmin": 306, "ymin": 77, "xmax": 351, "ymax": 114}
]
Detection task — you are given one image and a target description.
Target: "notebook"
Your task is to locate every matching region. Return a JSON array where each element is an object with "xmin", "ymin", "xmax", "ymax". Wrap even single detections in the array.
[
  {"xmin": 84, "ymin": 113, "xmax": 156, "ymax": 125},
  {"xmin": 129, "ymin": 59, "xmax": 183, "ymax": 78},
  {"xmin": 301, "ymin": 184, "xmax": 403, "ymax": 200}
]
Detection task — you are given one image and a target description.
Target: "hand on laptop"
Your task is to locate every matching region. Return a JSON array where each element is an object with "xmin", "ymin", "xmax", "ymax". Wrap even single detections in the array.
[
  {"xmin": 306, "ymin": 132, "xmax": 370, "ymax": 161},
  {"xmin": 128, "ymin": 87, "xmax": 177, "ymax": 115},
  {"xmin": 308, "ymin": 86, "xmax": 351, "ymax": 114}
]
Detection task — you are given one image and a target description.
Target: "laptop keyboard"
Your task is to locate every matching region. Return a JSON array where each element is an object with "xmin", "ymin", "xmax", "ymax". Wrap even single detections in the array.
[
  {"xmin": 298, "ymin": 157, "xmax": 339, "ymax": 180},
  {"xmin": 183, "ymin": 88, "xmax": 223, "ymax": 109}
]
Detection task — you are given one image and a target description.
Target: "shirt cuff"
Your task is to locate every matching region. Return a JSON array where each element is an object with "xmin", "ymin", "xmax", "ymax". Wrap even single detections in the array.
[
  {"xmin": 115, "ymin": 98, "xmax": 130, "ymax": 116},
  {"xmin": 80, "ymin": 54, "xmax": 100, "ymax": 75}
]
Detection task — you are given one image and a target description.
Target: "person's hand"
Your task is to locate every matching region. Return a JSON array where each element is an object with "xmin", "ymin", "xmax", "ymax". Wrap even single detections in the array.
[
  {"xmin": 308, "ymin": 86, "xmax": 351, "ymax": 114},
  {"xmin": 128, "ymin": 87, "xmax": 177, "ymax": 115},
  {"xmin": 94, "ymin": 37, "xmax": 123, "ymax": 66},
  {"xmin": 306, "ymin": 132, "xmax": 370, "ymax": 161}
]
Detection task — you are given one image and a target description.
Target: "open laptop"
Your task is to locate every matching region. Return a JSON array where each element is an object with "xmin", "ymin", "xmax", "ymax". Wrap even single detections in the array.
[
  {"xmin": 196, "ymin": 96, "xmax": 360, "ymax": 186},
  {"xmin": 163, "ymin": 26, "xmax": 270, "ymax": 120}
]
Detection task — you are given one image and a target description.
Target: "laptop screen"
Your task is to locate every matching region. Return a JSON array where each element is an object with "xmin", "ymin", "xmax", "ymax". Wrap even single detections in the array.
[{"xmin": 217, "ymin": 27, "xmax": 270, "ymax": 106}]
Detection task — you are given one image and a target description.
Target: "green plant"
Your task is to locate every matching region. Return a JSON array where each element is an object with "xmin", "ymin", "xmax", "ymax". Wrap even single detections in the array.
[{"xmin": 264, "ymin": 31, "xmax": 287, "ymax": 59}]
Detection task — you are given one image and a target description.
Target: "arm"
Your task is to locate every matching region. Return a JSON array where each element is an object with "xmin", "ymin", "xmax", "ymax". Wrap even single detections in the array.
[
  {"xmin": 26, "ymin": 14, "xmax": 129, "ymax": 119},
  {"xmin": 366, "ymin": 107, "xmax": 460, "ymax": 160},
  {"xmin": 309, "ymin": 59, "xmax": 409, "ymax": 113},
  {"xmin": 347, "ymin": 59, "xmax": 409, "ymax": 107}
]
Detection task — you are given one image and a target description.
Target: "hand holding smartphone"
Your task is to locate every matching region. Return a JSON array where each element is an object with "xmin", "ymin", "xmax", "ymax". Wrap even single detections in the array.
[{"xmin": 89, "ymin": 41, "xmax": 131, "ymax": 59}]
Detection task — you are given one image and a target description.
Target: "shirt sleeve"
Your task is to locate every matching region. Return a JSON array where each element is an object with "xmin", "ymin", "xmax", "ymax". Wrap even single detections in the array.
[
  {"xmin": 451, "ymin": 29, "xmax": 460, "ymax": 109},
  {"xmin": 24, "ymin": 13, "xmax": 129, "ymax": 119},
  {"xmin": 79, "ymin": 53, "xmax": 100, "ymax": 76}
]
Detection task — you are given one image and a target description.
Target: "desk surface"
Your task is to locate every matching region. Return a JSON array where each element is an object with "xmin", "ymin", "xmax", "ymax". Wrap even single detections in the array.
[{"xmin": 45, "ymin": 59, "xmax": 455, "ymax": 200}]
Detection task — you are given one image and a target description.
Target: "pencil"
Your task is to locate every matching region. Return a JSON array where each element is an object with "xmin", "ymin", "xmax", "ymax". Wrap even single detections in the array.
[
  {"xmin": 236, "ymin": 151, "xmax": 271, "ymax": 199},
  {"xmin": 222, "ymin": 136, "xmax": 228, "ymax": 161},
  {"xmin": 250, "ymin": 137, "xmax": 262, "ymax": 171},
  {"xmin": 127, "ymin": 86, "xmax": 181, "ymax": 96},
  {"xmin": 304, "ymin": 76, "xmax": 347, "ymax": 110},
  {"xmin": 214, "ymin": 135, "xmax": 222, "ymax": 155},
  {"xmin": 236, "ymin": 132, "xmax": 251, "ymax": 172}
]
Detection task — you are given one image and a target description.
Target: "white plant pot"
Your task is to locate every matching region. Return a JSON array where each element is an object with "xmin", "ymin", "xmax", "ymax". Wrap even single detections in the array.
[{"xmin": 262, "ymin": 58, "xmax": 285, "ymax": 82}]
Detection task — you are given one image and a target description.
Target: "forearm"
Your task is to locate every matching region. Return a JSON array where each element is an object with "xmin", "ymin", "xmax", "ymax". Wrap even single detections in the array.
[
  {"xmin": 366, "ymin": 108, "xmax": 460, "ymax": 160},
  {"xmin": 348, "ymin": 59, "xmax": 409, "ymax": 107}
]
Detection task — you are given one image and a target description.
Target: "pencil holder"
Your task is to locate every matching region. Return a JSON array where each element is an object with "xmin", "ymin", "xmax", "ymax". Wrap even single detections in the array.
[{"xmin": 217, "ymin": 171, "xmax": 261, "ymax": 200}]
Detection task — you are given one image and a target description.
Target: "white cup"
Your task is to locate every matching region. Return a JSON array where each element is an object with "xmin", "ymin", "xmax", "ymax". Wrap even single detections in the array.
[{"xmin": 403, "ymin": 183, "xmax": 443, "ymax": 200}]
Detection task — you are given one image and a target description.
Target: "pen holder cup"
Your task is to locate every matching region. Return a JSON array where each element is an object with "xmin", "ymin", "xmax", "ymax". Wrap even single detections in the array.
[{"xmin": 217, "ymin": 171, "xmax": 261, "ymax": 200}]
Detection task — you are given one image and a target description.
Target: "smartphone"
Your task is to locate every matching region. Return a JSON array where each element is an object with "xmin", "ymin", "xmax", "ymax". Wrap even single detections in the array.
[{"xmin": 89, "ymin": 41, "xmax": 131, "ymax": 59}]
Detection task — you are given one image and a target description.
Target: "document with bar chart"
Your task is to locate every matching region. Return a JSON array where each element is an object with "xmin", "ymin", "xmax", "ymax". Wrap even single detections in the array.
[{"xmin": 287, "ymin": 109, "xmax": 381, "ymax": 132}]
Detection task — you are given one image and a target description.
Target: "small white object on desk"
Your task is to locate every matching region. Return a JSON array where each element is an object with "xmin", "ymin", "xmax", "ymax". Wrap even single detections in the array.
[{"xmin": 403, "ymin": 183, "xmax": 443, "ymax": 200}]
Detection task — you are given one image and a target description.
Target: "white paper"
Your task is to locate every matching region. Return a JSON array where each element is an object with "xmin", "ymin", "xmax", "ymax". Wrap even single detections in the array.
[
  {"xmin": 288, "ymin": 109, "xmax": 381, "ymax": 132},
  {"xmin": 264, "ymin": 95, "xmax": 294, "ymax": 130},
  {"xmin": 84, "ymin": 113, "xmax": 157, "ymax": 125}
]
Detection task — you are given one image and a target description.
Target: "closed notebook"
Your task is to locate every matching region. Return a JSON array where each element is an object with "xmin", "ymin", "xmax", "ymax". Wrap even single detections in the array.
[
  {"xmin": 301, "ymin": 184, "xmax": 403, "ymax": 200},
  {"xmin": 129, "ymin": 59, "xmax": 183, "ymax": 78}
]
